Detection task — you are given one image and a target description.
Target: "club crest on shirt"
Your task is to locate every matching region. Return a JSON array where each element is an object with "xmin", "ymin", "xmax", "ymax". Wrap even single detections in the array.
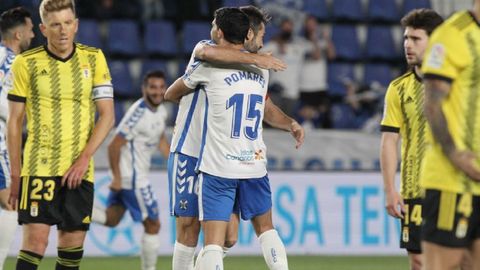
[
  {"xmin": 83, "ymin": 68, "xmax": 90, "ymax": 79},
  {"xmin": 426, "ymin": 43, "xmax": 445, "ymax": 69}
]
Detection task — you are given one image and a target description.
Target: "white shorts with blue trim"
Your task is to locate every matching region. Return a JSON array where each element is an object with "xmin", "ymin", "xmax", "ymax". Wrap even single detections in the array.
[
  {"xmin": 0, "ymin": 150, "xmax": 10, "ymax": 190},
  {"xmin": 168, "ymin": 152, "xmax": 200, "ymax": 217},
  {"xmin": 106, "ymin": 184, "xmax": 159, "ymax": 222},
  {"xmin": 198, "ymin": 172, "xmax": 272, "ymax": 222}
]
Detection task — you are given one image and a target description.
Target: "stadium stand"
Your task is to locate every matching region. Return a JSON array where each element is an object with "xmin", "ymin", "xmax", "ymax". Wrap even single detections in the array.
[
  {"xmin": 331, "ymin": 24, "xmax": 362, "ymax": 61},
  {"xmin": 76, "ymin": 19, "xmax": 102, "ymax": 48},
  {"xmin": 107, "ymin": 20, "xmax": 142, "ymax": 57},
  {"xmin": 332, "ymin": 0, "xmax": 364, "ymax": 22},
  {"xmin": 365, "ymin": 25, "xmax": 398, "ymax": 61},
  {"xmin": 367, "ymin": 0, "xmax": 399, "ymax": 23},
  {"xmin": 181, "ymin": 21, "xmax": 211, "ymax": 55},
  {"xmin": 144, "ymin": 20, "xmax": 178, "ymax": 57},
  {"xmin": 302, "ymin": 0, "xmax": 329, "ymax": 21}
]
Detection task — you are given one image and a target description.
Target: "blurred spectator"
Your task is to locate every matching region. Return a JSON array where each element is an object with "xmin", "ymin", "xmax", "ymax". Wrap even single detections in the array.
[
  {"xmin": 254, "ymin": 0, "xmax": 305, "ymax": 32},
  {"xmin": 344, "ymin": 79, "xmax": 386, "ymax": 131},
  {"xmin": 298, "ymin": 15, "xmax": 335, "ymax": 128},
  {"xmin": 263, "ymin": 18, "xmax": 308, "ymax": 117},
  {"xmin": 142, "ymin": 0, "xmax": 164, "ymax": 20}
]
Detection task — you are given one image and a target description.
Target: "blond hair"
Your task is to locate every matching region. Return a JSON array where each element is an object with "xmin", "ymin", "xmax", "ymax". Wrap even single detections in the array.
[{"xmin": 39, "ymin": 0, "xmax": 76, "ymax": 23}]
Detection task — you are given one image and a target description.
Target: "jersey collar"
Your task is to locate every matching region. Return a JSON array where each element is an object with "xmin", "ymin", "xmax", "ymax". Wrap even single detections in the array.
[
  {"xmin": 44, "ymin": 43, "xmax": 76, "ymax": 62},
  {"xmin": 412, "ymin": 67, "xmax": 422, "ymax": 82}
]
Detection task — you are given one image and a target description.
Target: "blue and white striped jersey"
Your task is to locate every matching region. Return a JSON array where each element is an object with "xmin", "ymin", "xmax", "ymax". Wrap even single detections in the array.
[
  {"xmin": 115, "ymin": 98, "xmax": 168, "ymax": 189},
  {"xmin": 0, "ymin": 44, "xmax": 15, "ymax": 152},
  {"xmin": 169, "ymin": 40, "xmax": 213, "ymax": 158}
]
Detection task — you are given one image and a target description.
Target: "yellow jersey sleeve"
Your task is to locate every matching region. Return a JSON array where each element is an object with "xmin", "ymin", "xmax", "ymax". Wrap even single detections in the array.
[
  {"xmin": 422, "ymin": 24, "xmax": 469, "ymax": 81},
  {"xmin": 6, "ymin": 55, "xmax": 29, "ymax": 102},
  {"xmin": 380, "ymin": 82, "xmax": 402, "ymax": 132},
  {"xmin": 93, "ymin": 49, "xmax": 111, "ymax": 86},
  {"xmin": 92, "ymin": 49, "xmax": 113, "ymax": 100}
]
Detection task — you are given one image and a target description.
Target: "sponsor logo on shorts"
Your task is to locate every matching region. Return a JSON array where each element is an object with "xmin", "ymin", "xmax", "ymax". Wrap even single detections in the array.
[
  {"xmin": 30, "ymin": 201, "xmax": 38, "ymax": 217},
  {"xmin": 402, "ymin": 227, "xmax": 409, "ymax": 243},
  {"xmin": 82, "ymin": 216, "xmax": 91, "ymax": 224},
  {"xmin": 179, "ymin": 199, "xmax": 188, "ymax": 210},
  {"xmin": 456, "ymin": 218, "xmax": 468, "ymax": 239}
]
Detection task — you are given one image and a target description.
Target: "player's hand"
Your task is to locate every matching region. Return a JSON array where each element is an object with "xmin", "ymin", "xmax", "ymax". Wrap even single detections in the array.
[
  {"xmin": 449, "ymin": 150, "xmax": 480, "ymax": 181},
  {"xmin": 109, "ymin": 177, "xmax": 122, "ymax": 192},
  {"xmin": 8, "ymin": 175, "xmax": 20, "ymax": 211},
  {"xmin": 385, "ymin": 189, "xmax": 405, "ymax": 219},
  {"xmin": 62, "ymin": 154, "xmax": 89, "ymax": 189},
  {"xmin": 254, "ymin": 52, "xmax": 287, "ymax": 72},
  {"xmin": 290, "ymin": 121, "xmax": 304, "ymax": 149}
]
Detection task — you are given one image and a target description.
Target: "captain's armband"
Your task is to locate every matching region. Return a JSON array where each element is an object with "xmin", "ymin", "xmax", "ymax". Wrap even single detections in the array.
[{"xmin": 92, "ymin": 84, "xmax": 114, "ymax": 100}]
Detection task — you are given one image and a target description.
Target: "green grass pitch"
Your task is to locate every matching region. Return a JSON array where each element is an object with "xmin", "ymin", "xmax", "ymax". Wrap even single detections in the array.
[{"xmin": 5, "ymin": 255, "xmax": 409, "ymax": 269}]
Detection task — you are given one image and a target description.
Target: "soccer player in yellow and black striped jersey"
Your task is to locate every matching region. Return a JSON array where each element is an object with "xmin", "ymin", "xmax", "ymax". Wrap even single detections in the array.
[
  {"xmin": 380, "ymin": 9, "xmax": 443, "ymax": 270},
  {"xmin": 5, "ymin": 1, "xmax": 114, "ymax": 270},
  {"xmin": 421, "ymin": 1, "xmax": 480, "ymax": 269}
]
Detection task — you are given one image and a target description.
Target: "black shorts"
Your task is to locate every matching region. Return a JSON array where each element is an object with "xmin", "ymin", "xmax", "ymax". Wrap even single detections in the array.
[
  {"xmin": 400, "ymin": 198, "xmax": 422, "ymax": 253},
  {"xmin": 422, "ymin": 189, "xmax": 480, "ymax": 248},
  {"xmin": 18, "ymin": 176, "xmax": 94, "ymax": 231}
]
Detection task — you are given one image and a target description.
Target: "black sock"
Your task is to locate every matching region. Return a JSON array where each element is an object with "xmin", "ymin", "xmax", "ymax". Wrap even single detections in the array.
[
  {"xmin": 16, "ymin": 250, "xmax": 43, "ymax": 270},
  {"xmin": 55, "ymin": 246, "xmax": 84, "ymax": 270}
]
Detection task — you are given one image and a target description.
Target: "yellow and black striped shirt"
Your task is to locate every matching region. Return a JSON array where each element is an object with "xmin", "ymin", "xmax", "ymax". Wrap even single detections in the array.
[
  {"xmin": 421, "ymin": 11, "xmax": 480, "ymax": 194},
  {"xmin": 381, "ymin": 70, "xmax": 425, "ymax": 199},
  {"xmin": 7, "ymin": 44, "xmax": 112, "ymax": 182}
]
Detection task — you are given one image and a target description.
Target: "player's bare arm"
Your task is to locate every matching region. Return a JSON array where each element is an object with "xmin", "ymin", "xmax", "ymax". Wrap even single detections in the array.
[
  {"xmin": 424, "ymin": 79, "xmax": 480, "ymax": 181},
  {"xmin": 6, "ymin": 100, "xmax": 25, "ymax": 210},
  {"xmin": 263, "ymin": 98, "xmax": 304, "ymax": 149},
  {"xmin": 108, "ymin": 134, "xmax": 128, "ymax": 191},
  {"xmin": 195, "ymin": 44, "xmax": 286, "ymax": 71},
  {"xmin": 380, "ymin": 132, "xmax": 404, "ymax": 218},
  {"xmin": 158, "ymin": 133, "xmax": 170, "ymax": 159},
  {"xmin": 164, "ymin": 78, "xmax": 195, "ymax": 103},
  {"xmin": 62, "ymin": 99, "xmax": 115, "ymax": 189}
]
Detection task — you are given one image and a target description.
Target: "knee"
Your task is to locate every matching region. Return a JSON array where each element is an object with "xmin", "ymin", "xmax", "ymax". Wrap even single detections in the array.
[
  {"xmin": 177, "ymin": 217, "xmax": 200, "ymax": 246},
  {"xmin": 26, "ymin": 236, "xmax": 48, "ymax": 255},
  {"xmin": 144, "ymin": 219, "xmax": 161, "ymax": 234},
  {"xmin": 223, "ymin": 239, "xmax": 237, "ymax": 249}
]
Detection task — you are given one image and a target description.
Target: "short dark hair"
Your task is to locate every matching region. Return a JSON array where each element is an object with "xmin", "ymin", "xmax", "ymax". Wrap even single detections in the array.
[
  {"xmin": 401, "ymin": 8, "xmax": 444, "ymax": 36},
  {"xmin": 214, "ymin": 7, "xmax": 249, "ymax": 45},
  {"xmin": 0, "ymin": 7, "xmax": 31, "ymax": 37},
  {"xmin": 240, "ymin": 5, "xmax": 270, "ymax": 35},
  {"xmin": 143, "ymin": 70, "xmax": 166, "ymax": 86}
]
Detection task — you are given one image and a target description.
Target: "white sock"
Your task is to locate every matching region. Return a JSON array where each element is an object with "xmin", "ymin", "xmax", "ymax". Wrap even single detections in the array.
[
  {"xmin": 259, "ymin": 229, "xmax": 289, "ymax": 270},
  {"xmin": 0, "ymin": 210, "xmax": 17, "ymax": 269},
  {"xmin": 222, "ymin": 246, "xmax": 230, "ymax": 258},
  {"xmin": 173, "ymin": 241, "xmax": 195, "ymax": 270},
  {"xmin": 193, "ymin": 247, "xmax": 203, "ymax": 270},
  {"xmin": 141, "ymin": 233, "xmax": 159, "ymax": 270},
  {"xmin": 198, "ymin": 244, "xmax": 223, "ymax": 270},
  {"xmin": 91, "ymin": 205, "xmax": 107, "ymax": 225}
]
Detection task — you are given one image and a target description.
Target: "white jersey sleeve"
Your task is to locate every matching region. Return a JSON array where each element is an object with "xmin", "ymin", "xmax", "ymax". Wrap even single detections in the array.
[
  {"xmin": 0, "ymin": 45, "xmax": 16, "ymax": 152},
  {"xmin": 169, "ymin": 40, "xmax": 214, "ymax": 158}
]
